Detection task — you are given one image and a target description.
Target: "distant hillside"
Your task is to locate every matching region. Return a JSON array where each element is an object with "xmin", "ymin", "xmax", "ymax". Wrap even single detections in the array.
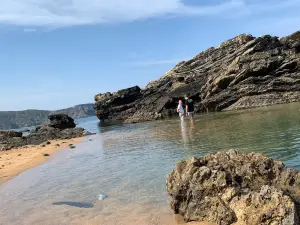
[{"xmin": 0, "ymin": 103, "xmax": 95, "ymax": 130}]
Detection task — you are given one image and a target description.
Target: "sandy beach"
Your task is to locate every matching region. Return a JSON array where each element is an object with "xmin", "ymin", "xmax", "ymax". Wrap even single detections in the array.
[{"xmin": 0, "ymin": 137, "xmax": 84, "ymax": 184}]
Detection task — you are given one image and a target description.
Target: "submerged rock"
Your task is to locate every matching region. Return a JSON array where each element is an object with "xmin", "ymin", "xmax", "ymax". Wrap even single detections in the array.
[
  {"xmin": 166, "ymin": 150, "xmax": 300, "ymax": 225},
  {"xmin": 52, "ymin": 201, "xmax": 94, "ymax": 208},
  {"xmin": 95, "ymin": 30, "xmax": 300, "ymax": 124}
]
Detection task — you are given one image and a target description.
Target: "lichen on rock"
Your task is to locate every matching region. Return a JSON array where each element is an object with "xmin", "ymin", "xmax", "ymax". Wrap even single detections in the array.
[{"xmin": 166, "ymin": 150, "xmax": 300, "ymax": 225}]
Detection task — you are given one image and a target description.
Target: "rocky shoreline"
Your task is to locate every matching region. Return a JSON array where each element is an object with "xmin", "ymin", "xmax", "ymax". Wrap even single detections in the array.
[
  {"xmin": 0, "ymin": 114, "xmax": 93, "ymax": 151},
  {"xmin": 0, "ymin": 103, "xmax": 95, "ymax": 130},
  {"xmin": 94, "ymin": 30, "xmax": 300, "ymax": 123},
  {"xmin": 166, "ymin": 150, "xmax": 300, "ymax": 225}
]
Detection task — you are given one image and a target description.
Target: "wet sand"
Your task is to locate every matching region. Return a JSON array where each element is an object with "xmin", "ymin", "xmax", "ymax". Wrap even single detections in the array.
[{"xmin": 0, "ymin": 137, "xmax": 84, "ymax": 184}]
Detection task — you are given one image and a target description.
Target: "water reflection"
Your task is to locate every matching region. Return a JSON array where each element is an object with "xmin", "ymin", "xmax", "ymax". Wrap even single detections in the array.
[
  {"xmin": 2, "ymin": 103, "xmax": 300, "ymax": 225},
  {"xmin": 180, "ymin": 119, "xmax": 188, "ymax": 144}
]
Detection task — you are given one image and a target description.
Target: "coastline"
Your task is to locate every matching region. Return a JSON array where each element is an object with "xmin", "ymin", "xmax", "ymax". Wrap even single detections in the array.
[{"xmin": 0, "ymin": 137, "xmax": 85, "ymax": 184}]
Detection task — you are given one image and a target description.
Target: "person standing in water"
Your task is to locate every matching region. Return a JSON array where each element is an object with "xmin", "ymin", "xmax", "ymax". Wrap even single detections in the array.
[
  {"xmin": 177, "ymin": 100, "xmax": 185, "ymax": 120},
  {"xmin": 185, "ymin": 94, "xmax": 194, "ymax": 120}
]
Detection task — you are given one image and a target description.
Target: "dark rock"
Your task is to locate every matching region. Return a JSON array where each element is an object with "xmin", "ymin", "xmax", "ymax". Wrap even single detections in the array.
[
  {"xmin": 0, "ymin": 134, "xmax": 26, "ymax": 150},
  {"xmin": 55, "ymin": 144, "xmax": 60, "ymax": 147},
  {"xmin": 25, "ymin": 133, "xmax": 46, "ymax": 146},
  {"xmin": 94, "ymin": 30, "xmax": 300, "ymax": 123},
  {"xmin": 48, "ymin": 114, "xmax": 76, "ymax": 129},
  {"xmin": 43, "ymin": 153, "xmax": 50, "ymax": 156},
  {"xmin": 0, "ymin": 131, "xmax": 22, "ymax": 143},
  {"xmin": 46, "ymin": 141, "xmax": 51, "ymax": 145},
  {"xmin": 70, "ymin": 145, "xmax": 76, "ymax": 149},
  {"xmin": 166, "ymin": 150, "xmax": 300, "ymax": 225},
  {"xmin": 41, "ymin": 145, "xmax": 46, "ymax": 147},
  {"xmin": 94, "ymin": 86, "xmax": 141, "ymax": 122},
  {"xmin": 24, "ymin": 126, "xmax": 90, "ymax": 145}
]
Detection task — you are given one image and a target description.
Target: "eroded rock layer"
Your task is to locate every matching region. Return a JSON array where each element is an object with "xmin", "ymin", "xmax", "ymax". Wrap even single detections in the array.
[{"xmin": 95, "ymin": 31, "xmax": 300, "ymax": 123}]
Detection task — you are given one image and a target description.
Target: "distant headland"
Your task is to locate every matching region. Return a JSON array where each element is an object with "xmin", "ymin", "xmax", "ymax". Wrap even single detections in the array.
[{"xmin": 0, "ymin": 103, "xmax": 95, "ymax": 130}]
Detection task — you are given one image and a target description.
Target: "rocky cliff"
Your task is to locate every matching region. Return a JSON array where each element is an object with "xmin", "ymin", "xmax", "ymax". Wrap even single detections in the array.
[
  {"xmin": 95, "ymin": 30, "xmax": 300, "ymax": 123},
  {"xmin": 0, "ymin": 103, "xmax": 95, "ymax": 130}
]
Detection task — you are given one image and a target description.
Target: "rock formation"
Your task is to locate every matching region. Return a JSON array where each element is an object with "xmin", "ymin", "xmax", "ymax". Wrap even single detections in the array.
[
  {"xmin": 0, "ymin": 103, "xmax": 95, "ymax": 130},
  {"xmin": 166, "ymin": 150, "xmax": 300, "ymax": 225},
  {"xmin": 94, "ymin": 30, "xmax": 300, "ymax": 123},
  {"xmin": 94, "ymin": 86, "xmax": 141, "ymax": 122},
  {"xmin": 0, "ymin": 114, "xmax": 92, "ymax": 150},
  {"xmin": 48, "ymin": 114, "xmax": 76, "ymax": 129}
]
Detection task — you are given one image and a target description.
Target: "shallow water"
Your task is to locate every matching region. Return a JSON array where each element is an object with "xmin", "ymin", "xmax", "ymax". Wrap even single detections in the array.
[{"xmin": 1, "ymin": 103, "xmax": 300, "ymax": 225}]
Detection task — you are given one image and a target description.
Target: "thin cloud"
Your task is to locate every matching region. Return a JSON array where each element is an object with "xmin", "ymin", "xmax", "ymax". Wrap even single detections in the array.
[
  {"xmin": 0, "ymin": 0, "xmax": 250, "ymax": 27},
  {"xmin": 23, "ymin": 28, "xmax": 37, "ymax": 32}
]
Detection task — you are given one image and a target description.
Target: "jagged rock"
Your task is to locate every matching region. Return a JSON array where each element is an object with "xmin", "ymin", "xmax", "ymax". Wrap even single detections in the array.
[
  {"xmin": 166, "ymin": 150, "xmax": 300, "ymax": 225},
  {"xmin": 0, "ymin": 131, "xmax": 23, "ymax": 144},
  {"xmin": 94, "ymin": 86, "xmax": 141, "ymax": 121},
  {"xmin": 0, "ymin": 131, "xmax": 22, "ymax": 139},
  {"xmin": 229, "ymin": 185, "xmax": 297, "ymax": 225},
  {"xmin": 94, "ymin": 30, "xmax": 300, "ymax": 123},
  {"xmin": 48, "ymin": 114, "xmax": 76, "ymax": 129},
  {"xmin": 25, "ymin": 127, "xmax": 90, "ymax": 145},
  {"xmin": 0, "ymin": 115, "xmax": 92, "ymax": 150}
]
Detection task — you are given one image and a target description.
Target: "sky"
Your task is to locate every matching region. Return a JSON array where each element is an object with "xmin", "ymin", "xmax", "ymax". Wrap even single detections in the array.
[{"xmin": 0, "ymin": 0, "xmax": 300, "ymax": 111}]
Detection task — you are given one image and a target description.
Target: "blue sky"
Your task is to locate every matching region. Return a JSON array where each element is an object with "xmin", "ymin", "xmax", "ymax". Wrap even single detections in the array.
[{"xmin": 0, "ymin": 0, "xmax": 300, "ymax": 111}]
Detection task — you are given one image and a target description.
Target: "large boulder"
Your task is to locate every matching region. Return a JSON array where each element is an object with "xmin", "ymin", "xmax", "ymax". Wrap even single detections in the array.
[
  {"xmin": 48, "ymin": 114, "xmax": 76, "ymax": 129},
  {"xmin": 94, "ymin": 86, "xmax": 141, "ymax": 121},
  {"xmin": 94, "ymin": 30, "xmax": 300, "ymax": 123},
  {"xmin": 166, "ymin": 150, "xmax": 300, "ymax": 225}
]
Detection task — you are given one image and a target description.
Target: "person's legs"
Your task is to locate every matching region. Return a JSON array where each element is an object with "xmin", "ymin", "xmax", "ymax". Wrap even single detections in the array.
[
  {"xmin": 179, "ymin": 113, "xmax": 184, "ymax": 120},
  {"xmin": 188, "ymin": 112, "xmax": 194, "ymax": 120}
]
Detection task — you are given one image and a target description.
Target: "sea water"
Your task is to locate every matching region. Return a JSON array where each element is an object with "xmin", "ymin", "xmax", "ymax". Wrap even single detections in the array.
[{"xmin": 1, "ymin": 103, "xmax": 300, "ymax": 225}]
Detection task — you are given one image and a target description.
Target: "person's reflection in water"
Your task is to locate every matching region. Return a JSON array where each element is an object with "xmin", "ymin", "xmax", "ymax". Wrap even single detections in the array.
[
  {"xmin": 181, "ymin": 117, "xmax": 197, "ymax": 148},
  {"xmin": 189, "ymin": 119, "xmax": 196, "ymax": 145},
  {"xmin": 180, "ymin": 119, "xmax": 188, "ymax": 145},
  {"xmin": 190, "ymin": 117, "xmax": 195, "ymax": 129}
]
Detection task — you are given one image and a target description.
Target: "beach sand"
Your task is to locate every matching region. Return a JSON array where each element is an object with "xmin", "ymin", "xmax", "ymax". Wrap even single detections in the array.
[
  {"xmin": 0, "ymin": 137, "xmax": 216, "ymax": 225},
  {"xmin": 0, "ymin": 137, "xmax": 84, "ymax": 184}
]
